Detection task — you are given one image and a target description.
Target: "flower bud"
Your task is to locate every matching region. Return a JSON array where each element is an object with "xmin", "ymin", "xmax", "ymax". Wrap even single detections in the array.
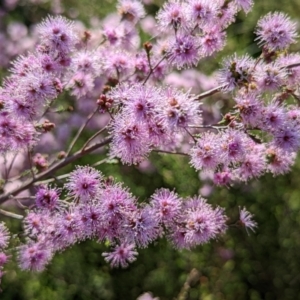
[
  {"xmin": 57, "ymin": 151, "xmax": 67, "ymax": 159},
  {"xmin": 33, "ymin": 153, "xmax": 48, "ymax": 171},
  {"xmin": 143, "ymin": 42, "xmax": 153, "ymax": 53},
  {"xmin": 97, "ymin": 94, "xmax": 114, "ymax": 112},
  {"xmin": 42, "ymin": 120, "xmax": 55, "ymax": 132}
]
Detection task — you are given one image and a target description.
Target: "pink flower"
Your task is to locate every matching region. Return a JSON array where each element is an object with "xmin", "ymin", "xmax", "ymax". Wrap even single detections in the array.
[
  {"xmin": 256, "ymin": 12, "xmax": 298, "ymax": 51},
  {"xmin": 109, "ymin": 116, "xmax": 151, "ymax": 165},
  {"xmin": 37, "ymin": 16, "xmax": 77, "ymax": 55},
  {"xmin": 239, "ymin": 207, "xmax": 257, "ymax": 234},
  {"xmin": 213, "ymin": 170, "xmax": 232, "ymax": 186},
  {"xmin": 150, "ymin": 188, "xmax": 182, "ymax": 226},
  {"xmin": 117, "ymin": 0, "xmax": 145, "ymax": 23},
  {"xmin": 200, "ymin": 26, "xmax": 226, "ymax": 57},
  {"xmin": 235, "ymin": 145, "xmax": 266, "ymax": 181},
  {"xmin": 102, "ymin": 243, "xmax": 138, "ymax": 268},
  {"xmin": 123, "ymin": 206, "xmax": 161, "ymax": 248},
  {"xmin": 156, "ymin": 0, "xmax": 188, "ymax": 32},
  {"xmin": 276, "ymin": 53, "xmax": 300, "ymax": 87},
  {"xmin": 272, "ymin": 126, "xmax": 300, "ymax": 152},
  {"xmin": 254, "ymin": 62, "xmax": 286, "ymax": 92},
  {"xmin": 167, "ymin": 35, "xmax": 201, "ymax": 69},
  {"xmin": 186, "ymin": 0, "xmax": 219, "ymax": 28},
  {"xmin": 233, "ymin": 0, "xmax": 253, "ymax": 13},
  {"xmin": 18, "ymin": 242, "xmax": 53, "ymax": 272},
  {"xmin": 0, "ymin": 223, "xmax": 10, "ymax": 249},
  {"xmin": 235, "ymin": 92, "xmax": 263, "ymax": 128},
  {"xmin": 103, "ymin": 51, "xmax": 133, "ymax": 78},
  {"xmin": 0, "ymin": 252, "xmax": 9, "ymax": 267},
  {"xmin": 266, "ymin": 147, "xmax": 296, "ymax": 175},
  {"xmin": 261, "ymin": 101, "xmax": 286, "ymax": 131},
  {"xmin": 161, "ymin": 87, "xmax": 201, "ymax": 130},
  {"xmin": 35, "ymin": 186, "xmax": 60, "ymax": 210},
  {"xmin": 182, "ymin": 196, "xmax": 227, "ymax": 247},
  {"xmin": 65, "ymin": 166, "xmax": 103, "ymax": 202},
  {"xmin": 218, "ymin": 54, "xmax": 254, "ymax": 91},
  {"xmin": 190, "ymin": 132, "xmax": 221, "ymax": 171}
]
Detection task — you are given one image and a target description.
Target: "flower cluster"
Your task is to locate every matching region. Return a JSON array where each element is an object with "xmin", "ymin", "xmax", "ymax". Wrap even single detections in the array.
[
  {"xmin": 0, "ymin": 16, "xmax": 77, "ymax": 153},
  {"xmin": 108, "ymin": 82, "xmax": 201, "ymax": 164},
  {"xmin": 0, "ymin": 0, "xmax": 298, "ymax": 281},
  {"xmin": 18, "ymin": 166, "xmax": 227, "ymax": 270},
  {"xmin": 256, "ymin": 12, "xmax": 298, "ymax": 51},
  {"xmin": 156, "ymin": 0, "xmax": 252, "ymax": 69}
]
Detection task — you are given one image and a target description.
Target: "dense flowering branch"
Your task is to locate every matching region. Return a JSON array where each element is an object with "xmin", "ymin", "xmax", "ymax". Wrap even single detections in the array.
[
  {"xmin": 0, "ymin": 137, "xmax": 112, "ymax": 205},
  {"xmin": 15, "ymin": 166, "xmax": 228, "ymax": 271},
  {"xmin": 0, "ymin": 0, "xmax": 299, "ymax": 282}
]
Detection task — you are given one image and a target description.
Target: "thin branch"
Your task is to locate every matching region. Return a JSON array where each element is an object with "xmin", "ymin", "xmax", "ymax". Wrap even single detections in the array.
[
  {"xmin": 33, "ymin": 173, "xmax": 70, "ymax": 185},
  {"xmin": 15, "ymin": 199, "xmax": 28, "ymax": 209},
  {"xmin": 122, "ymin": 70, "xmax": 137, "ymax": 82},
  {"xmin": 82, "ymin": 125, "xmax": 108, "ymax": 151},
  {"xmin": 96, "ymin": 37, "xmax": 107, "ymax": 50},
  {"xmin": 146, "ymin": 51, "xmax": 152, "ymax": 70},
  {"xmin": 190, "ymin": 61, "xmax": 300, "ymax": 103},
  {"xmin": 66, "ymin": 107, "xmax": 98, "ymax": 156},
  {"xmin": 5, "ymin": 153, "xmax": 18, "ymax": 184},
  {"xmin": 188, "ymin": 125, "xmax": 228, "ymax": 130},
  {"xmin": 12, "ymin": 196, "xmax": 35, "ymax": 200},
  {"xmin": 3, "ymin": 154, "xmax": 9, "ymax": 185},
  {"xmin": 193, "ymin": 61, "xmax": 300, "ymax": 103},
  {"xmin": 291, "ymin": 92, "xmax": 300, "ymax": 101},
  {"xmin": 143, "ymin": 54, "xmax": 167, "ymax": 85},
  {"xmin": 176, "ymin": 269, "xmax": 200, "ymax": 300},
  {"xmin": 27, "ymin": 148, "xmax": 35, "ymax": 179},
  {"xmin": 6, "ymin": 168, "xmax": 37, "ymax": 183},
  {"xmin": 92, "ymin": 158, "xmax": 111, "ymax": 167},
  {"xmin": 38, "ymin": 98, "xmax": 56, "ymax": 121},
  {"xmin": 184, "ymin": 127, "xmax": 197, "ymax": 143},
  {"xmin": 153, "ymin": 149, "xmax": 189, "ymax": 156},
  {"xmin": 0, "ymin": 136, "xmax": 112, "ymax": 205},
  {"xmin": 195, "ymin": 84, "xmax": 226, "ymax": 101},
  {"xmin": 0, "ymin": 208, "xmax": 24, "ymax": 219}
]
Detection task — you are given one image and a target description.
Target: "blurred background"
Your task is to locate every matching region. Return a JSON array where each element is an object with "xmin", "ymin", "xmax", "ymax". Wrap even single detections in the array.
[{"xmin": 1, "ymin": 0, "xmax": 300, "ymax": 299}]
